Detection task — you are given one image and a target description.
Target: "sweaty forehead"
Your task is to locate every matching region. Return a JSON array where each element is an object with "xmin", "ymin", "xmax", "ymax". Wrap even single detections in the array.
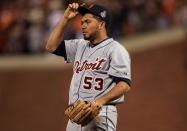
[{"xmin": 81, "ymin": 13, "xmax": 96, "ymax": 21}]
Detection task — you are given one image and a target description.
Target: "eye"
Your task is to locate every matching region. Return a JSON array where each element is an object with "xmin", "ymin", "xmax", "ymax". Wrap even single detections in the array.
[
  {"xmin": 81, "ymin": 21, "xmax": 86, "ymax": 25},
  {"xmin": 81, "ymin": 19, "xmax": 91, "ymax": 25},
  {"xmin": 88, "ymin": 20, "xmax": 92, "ymax": 23},
  {"xmin": 85, "ymin": 20, "xmax": 91, "ymax": 24}
]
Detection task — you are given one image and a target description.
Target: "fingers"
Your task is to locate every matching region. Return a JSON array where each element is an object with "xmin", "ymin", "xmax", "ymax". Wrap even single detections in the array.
[
  {"xmin": 80, "ymin": 3, "xmax": 86, "ymax": 7},
  {"xmin": 68, "ymin": 3, "xmax": 79, "ymax": 10},
  {"xmin": 75, "ymin": 3, "xmax": 79, "ymax": 9}
]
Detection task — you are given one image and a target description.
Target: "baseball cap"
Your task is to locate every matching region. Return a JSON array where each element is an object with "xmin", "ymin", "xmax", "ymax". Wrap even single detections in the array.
[{"xmin": 78, "ymin": 4, "xmax": 110, "ymax": 27}]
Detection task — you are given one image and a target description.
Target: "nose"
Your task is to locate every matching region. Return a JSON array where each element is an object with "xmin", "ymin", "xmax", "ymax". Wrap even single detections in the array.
[
  {"xmin": 81, "ymin": 22, "xmax": 87, "ymax": 29},
  {"xmin": 82, "ymin": 27, "xmax": 86, "ymax": 32}
]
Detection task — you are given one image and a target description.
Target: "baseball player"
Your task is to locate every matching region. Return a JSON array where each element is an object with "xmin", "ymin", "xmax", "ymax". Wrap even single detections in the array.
[{"xmin": 46, "ymin": 3, "xmax": 131, "ymax": 131}]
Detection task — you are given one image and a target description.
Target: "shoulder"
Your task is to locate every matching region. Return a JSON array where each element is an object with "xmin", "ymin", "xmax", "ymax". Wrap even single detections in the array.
[
  {"xmin": 64, "ymin": 39, "xmax": 89, "ymax": 48},
  {"xmin": 108, "ymin": 39, "xmax": 130, "ymax": 55},
  {"xmin": 65, "ymin": 39, "xmax": 88, "ymax": 44}
]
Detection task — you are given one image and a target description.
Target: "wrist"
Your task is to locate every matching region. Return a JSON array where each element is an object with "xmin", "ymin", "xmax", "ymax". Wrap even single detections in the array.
[
  {"xmin": 95, "ymin": 98, "xmax": 107, "ymax": 106},
  {"xmin": 62, "ymin": 16, "xmax": 70, "ymax": 23}
]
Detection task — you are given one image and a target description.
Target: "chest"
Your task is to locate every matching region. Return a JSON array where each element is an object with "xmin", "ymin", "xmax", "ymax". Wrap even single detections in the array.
[{"xmin": 73, "ymin": 45, "xmax": 110, "ymax": 74}]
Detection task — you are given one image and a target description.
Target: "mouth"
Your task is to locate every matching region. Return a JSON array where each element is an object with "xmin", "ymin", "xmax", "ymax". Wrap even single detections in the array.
[
  {"xmin": 82, "ymin": 29, "xmax": 88, "ymax": 33},
  {"xmin": 82, "ymin": 31, "xmax": 87, "ymax": 34}
]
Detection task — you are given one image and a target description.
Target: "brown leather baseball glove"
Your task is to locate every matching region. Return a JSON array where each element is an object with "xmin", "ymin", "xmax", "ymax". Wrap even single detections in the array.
[{"xmin": 64, "ymin": 100, "xmax": 101, "ymax": 126}]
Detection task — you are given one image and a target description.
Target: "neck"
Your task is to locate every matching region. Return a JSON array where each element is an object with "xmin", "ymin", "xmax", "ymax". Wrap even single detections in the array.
[{"xmin": 90, "ymin": 31, "xmax": 108, "ymax": 44}]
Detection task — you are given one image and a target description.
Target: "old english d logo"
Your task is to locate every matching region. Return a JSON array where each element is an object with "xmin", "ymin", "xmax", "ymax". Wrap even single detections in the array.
[{"xmin": 75, "ymin": 58, "xmax": 106, "ymax": 73}]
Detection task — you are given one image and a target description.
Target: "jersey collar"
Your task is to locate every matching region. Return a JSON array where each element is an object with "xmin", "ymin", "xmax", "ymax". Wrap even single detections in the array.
[
  {"xmin": 89, "ymin": 38, "xmax": 110, "ymax": 48},
  {"xmin": 87, "ymin": 38, "xmax": 114, "ymax": 58}
]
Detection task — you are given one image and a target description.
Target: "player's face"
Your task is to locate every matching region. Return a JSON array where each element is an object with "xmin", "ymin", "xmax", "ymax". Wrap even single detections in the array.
[{"xmin": 81, "ymin": 14, "xmax": 101, "ymax": 40}]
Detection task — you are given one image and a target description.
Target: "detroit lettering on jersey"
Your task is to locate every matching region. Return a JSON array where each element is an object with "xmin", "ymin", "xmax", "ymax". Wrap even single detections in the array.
[{"xmin": 74, "ymin": 58, "xmax": 106, "ymax": 73}]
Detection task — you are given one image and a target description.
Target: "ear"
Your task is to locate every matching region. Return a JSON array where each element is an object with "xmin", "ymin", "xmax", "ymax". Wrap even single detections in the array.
[{"xmin": 98, "ymin": 21, "xmax": 106, "ymax": 30}]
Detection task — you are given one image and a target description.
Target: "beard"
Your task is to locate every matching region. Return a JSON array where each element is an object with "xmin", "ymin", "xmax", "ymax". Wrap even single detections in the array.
[
  {"xmin": 83, "ymin": 31, "xmax": 97, "ymax": 41},
  {"xmin": 83, "ymin": 34, "xmax": 90, "ymax": 40}
]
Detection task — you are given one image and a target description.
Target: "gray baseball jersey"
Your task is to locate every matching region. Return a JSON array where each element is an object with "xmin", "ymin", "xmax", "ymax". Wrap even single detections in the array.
[{"xmin": 53, "ymin": 38, "xmax": 131, "ymax": 105}]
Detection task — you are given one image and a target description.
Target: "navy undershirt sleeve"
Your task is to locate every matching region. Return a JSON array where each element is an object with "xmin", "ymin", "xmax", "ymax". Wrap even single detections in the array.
[
  {"xmin": 52, "ymin": 41, "xmax": 67, "ymax": 60},
  {"xmin": 111, "ymin": 76, "xmax": 131, "ymax": 87}
]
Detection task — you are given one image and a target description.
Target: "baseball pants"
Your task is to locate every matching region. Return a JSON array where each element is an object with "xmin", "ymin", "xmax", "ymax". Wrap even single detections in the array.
[{"xmin": 66, "ymin": 105, "xmax": 117, "ymax": 131}]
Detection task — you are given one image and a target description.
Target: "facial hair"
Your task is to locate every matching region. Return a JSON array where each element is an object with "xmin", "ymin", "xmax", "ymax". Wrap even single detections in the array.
[
  {"xmin": 83, "ymin": 30, "xmax": 97, "ymax": 41},
  {"xmin": 83, "ymin": 34, "xmax": 90, "ymax": 40}
]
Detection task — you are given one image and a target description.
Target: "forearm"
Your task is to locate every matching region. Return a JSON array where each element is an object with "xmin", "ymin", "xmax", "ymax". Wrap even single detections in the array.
[
  {"xmin": 45, "ymin": 3, "xmax": 79, "ymax": 52},
  {"xmin": 95, "ymin": 81, "xmax": 131, "ymax": 106},
  {"xmin": 45, "ymin": 16, "xmax": 69, "ymax": 52}
]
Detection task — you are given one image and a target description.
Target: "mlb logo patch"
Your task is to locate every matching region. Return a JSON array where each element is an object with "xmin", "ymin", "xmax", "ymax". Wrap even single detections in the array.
[{"xmin": 100, "ymin": 11, "xmax": 106, "ymax": 18}]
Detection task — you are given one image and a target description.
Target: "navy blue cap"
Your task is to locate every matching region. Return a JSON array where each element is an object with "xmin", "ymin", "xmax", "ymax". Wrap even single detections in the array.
[{"xmin": 78, "ymin": 4, "xmax": 110, "ymax": 26}]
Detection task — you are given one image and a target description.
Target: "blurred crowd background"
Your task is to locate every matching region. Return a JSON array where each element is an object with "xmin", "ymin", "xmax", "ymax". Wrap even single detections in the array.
[{"xmin": 0, "ymin": 0, "xmax": 187, "ymax": 54}]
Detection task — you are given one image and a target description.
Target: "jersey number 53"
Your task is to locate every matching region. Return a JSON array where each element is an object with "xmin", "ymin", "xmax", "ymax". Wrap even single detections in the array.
[{"xmin": 83, "ymin": 76, "xmax": 104, "ymax": 91}]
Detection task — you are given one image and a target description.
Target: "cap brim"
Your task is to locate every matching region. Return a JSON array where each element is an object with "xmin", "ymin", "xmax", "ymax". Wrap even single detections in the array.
[{"xmin": 78, "ymin": 6, "xmax": 97, "ymax": 16}]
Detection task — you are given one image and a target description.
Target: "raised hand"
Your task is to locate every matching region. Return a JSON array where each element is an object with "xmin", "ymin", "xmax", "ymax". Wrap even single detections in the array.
[{"xmin": 63, "ymin": 3, "xmax": 79, "ymax": 20}]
